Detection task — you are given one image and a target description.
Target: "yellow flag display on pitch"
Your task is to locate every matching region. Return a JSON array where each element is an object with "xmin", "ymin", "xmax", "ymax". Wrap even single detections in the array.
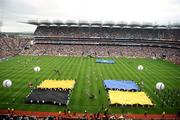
[
  {"xmin": 108, "ymin": 90, "xmax": 153, "ymax": 105},
  {"xmin": 37, "ymin": 80, "xmax": 75, "ymax": 89}
]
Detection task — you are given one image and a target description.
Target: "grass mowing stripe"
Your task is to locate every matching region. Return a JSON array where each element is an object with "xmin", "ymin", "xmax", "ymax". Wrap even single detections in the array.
[
  {"xmin": 0, "ymin": 56, "xmax": 179, "ymax": 113},
  {"xmin": 70, "ymin": 57, "xmax": 87, "ymax": 111},
  {"xmin": 144, "ymin": 60, "xmax": 176, "ymax": 88}
]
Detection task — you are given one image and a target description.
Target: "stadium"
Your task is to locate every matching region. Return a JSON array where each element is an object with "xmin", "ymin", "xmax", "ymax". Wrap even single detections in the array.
[
  {"xmin": 1, "ymin": 0, "xmax": 180, "ymax": 119},
  {"xmin": 0, "ymin": 19, "xmax": 180, "ymax": 119}
]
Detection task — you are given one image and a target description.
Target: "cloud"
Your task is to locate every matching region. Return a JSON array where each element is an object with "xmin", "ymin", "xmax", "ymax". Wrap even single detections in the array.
[{"xmin": 1, "ymin": 0, "xmax": 180, "ymax": 32}]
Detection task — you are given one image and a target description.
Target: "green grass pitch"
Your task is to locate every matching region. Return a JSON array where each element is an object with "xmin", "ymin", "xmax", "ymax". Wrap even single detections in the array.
[{"xmin": 0, "ymin": 55, "xmax": 180, "ymax": 114}]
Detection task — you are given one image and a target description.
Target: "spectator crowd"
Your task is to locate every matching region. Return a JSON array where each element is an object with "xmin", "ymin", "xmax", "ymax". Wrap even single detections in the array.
[
  {"xmin": 0, "ymin": 34, "xmax": 30, "ymax": 59},
  {"xmin": 21, "ymin": 44, "xmax": 180, "ymax": 64},
  {"xmin": 1, "ymin": 26, "xmax": 180, "ymax": 64},
  {"xmin": 34, "ymin": 26, "xmax": 180, "ymax": 41}
]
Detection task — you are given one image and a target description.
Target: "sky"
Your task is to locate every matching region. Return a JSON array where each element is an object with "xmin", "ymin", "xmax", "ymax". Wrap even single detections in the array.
[{"xmin": 0, "ymin": 0, "xmax": 180, "ymax": 32}]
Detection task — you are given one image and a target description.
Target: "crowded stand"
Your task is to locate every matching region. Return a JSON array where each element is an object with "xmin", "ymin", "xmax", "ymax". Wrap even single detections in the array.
[
  {"xmin": 0, "ymin": 35, "xmax": 30, "ymax": 59},
  {"xmin": 21, "ymin": 44, "xmax": 180, "ymax": 64},
  {"xmin": 1, "ymin": 21, "xmax": 180, "ymax": 64},
  {"xmin": 34, "ymin": 26, "xmax": 180, "ymax": 41},
  {"xmin": 26, "ymin": 22, "xmax": 180, "ymax": 64}
]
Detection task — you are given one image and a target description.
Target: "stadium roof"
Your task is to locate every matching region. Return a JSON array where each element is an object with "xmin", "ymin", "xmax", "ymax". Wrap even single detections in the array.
[
  {"xmin": 78, "ymin": 20, "xmax": 89, "ymax": 25},
  {"xmin": 103, "ymin": 21, "xmax": 115, "ymax": 26},
  {"xmin": 172, "ymin": 23, "xmax": 180, "ymax": 27},
  {"xmin": 141, "ymin": 22, "xmax": 153, "ymax": 27},
  {"xmin": 90, "ymin": 21, "xmax": 102, "ymax": 26},
  {"xmin": 116, "ymin": 21, "xmax": 128, "ymax": 27},
  {"xmin": 53, "ymin": 20, "xmax": 64, "ymax": 25},
  {"xmin": 27, "ymin": 20, "xmax": 40, "ymax": 25},
  {"xmin": 129, "ymin": 22, "xmax": 141, "ymax": 27},
  {"xmin": 66, "ymin": 20, "xmax": 77, "ymax": 25},
  {"xmin": 40, "ymin": 20, "xmax": 51, "ymax": 25},
  {"xmin": 25, "ymin": 20, "xmax": 180, "ymax": 29}
]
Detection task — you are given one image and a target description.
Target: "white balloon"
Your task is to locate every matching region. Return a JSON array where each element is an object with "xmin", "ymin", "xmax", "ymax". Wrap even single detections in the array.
[
  {"xmin": 137, "ymin": 65, "xmax": 144, "ymax": 71},
  {"xmin": 34, "ymin": 66, "xmax": 40, "ymax": 72},
  {"xmin": 2, "ymin": 79, "xmax": 12, "ymax": 87},
  {"xmin": 156, "ymin": 82, "xmax": 165, "ymax": 91},
  {"xmin": 2, "ymin": 80, "xmax": 8, "ymax": 87},
  {"xmin": 152, "ymin": 56, "xmax": 156, "ymax": 60},
  {"xmin": 30, "ymin": 40, "xmax": 34, "ymax": 45}
]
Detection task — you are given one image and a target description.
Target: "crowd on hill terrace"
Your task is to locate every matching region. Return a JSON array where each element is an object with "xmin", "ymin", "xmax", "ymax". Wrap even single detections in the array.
[{"xmin": 0, "ymin": 36, "xmax": 30, "ymax": 58}]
